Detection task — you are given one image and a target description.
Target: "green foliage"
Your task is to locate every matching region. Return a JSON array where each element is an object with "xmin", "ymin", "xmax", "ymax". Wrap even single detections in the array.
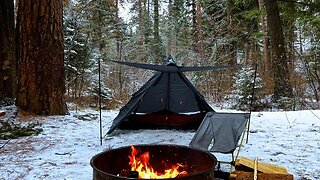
[
  {"xmin": 0, "ymin": 98, "xmax": 15, "ymax": 107},
  {"xmin": 64, "ymin": 11, "xmax": 93, "ymax": 76},
  {"xmin": 61, "ymin": 0, "xmax": 320, "ymax": 109},
  {"xmin": 228, "ymin": 67, "xmax": 265, "ymax": 111},
  {"xmin": 201, "ymin": 0, "xmax": 261, "ymax": 66},
  {"xmin": 274, "ymin": 96, "xmax": 295, "ymax": 111},
  {"xmin": 63, "ymin": 2, "xmax": 94, "ymax": 98},
  {"xmin": 0, "ymin": 121, "xmax": 42, "ymax": 140},
  {"xmin": 239, "ymin": 7, "xmax": 260, "ymax": 21},
  {"xmin": 294, "ymin": 3, "xmax": 320, "ymax": 103},
  {"xmin": 63, "ymin": 1, "xmax": 123, "ymax": 103}
]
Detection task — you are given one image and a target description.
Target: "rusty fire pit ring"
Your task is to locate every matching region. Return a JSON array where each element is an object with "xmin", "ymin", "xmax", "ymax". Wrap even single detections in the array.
[{"xmin": 91, "ymin": 144, "xmax": 217, "ymax": 180}]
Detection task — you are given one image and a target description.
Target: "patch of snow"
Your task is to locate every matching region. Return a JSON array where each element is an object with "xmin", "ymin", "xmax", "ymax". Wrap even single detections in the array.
[{"xmin": 1, "ymin": 107, "xmax": 320, "ymax": 179}]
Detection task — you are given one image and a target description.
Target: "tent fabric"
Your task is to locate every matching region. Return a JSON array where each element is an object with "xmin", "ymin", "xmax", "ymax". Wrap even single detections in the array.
[
  {"xmin": 106, "ymin": 73, "xmax": 161, "ymax": 134},
  {"xmin": 135, "ymin": 72, "xmax": 202, "ymax": 113},
  {"xmin": 189, "ymin": 112, "xmax": 249, "ymax": 153},
  {"xmin": 178, "ymin": 65, "xmax": 239, "ymax": 72},
  {"xmin": 111, "ymin": 60, "xmax": 239, "ymax": 72},
  {"xmin": 107, "ymin": 62, "xmax": 214, "ymax": 134}
]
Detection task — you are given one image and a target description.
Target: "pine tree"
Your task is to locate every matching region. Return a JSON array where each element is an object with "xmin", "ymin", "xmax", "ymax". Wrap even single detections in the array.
[
  {"xmin": 64, "ymin": 3, "xmax": 93, "ymax": 98},
  {"xmin": 229, "ymin": 67, "xmax": 265, "ymax": 111}
]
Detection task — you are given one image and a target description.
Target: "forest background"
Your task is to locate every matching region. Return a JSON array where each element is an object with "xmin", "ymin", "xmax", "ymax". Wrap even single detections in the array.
[{"xmin": 1, "ymin": 0, "xmax": 320, "ymax": 115}]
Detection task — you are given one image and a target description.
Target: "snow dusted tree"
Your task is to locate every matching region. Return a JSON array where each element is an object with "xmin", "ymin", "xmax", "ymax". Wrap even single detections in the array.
[
  {"xmin": 229, "ymin": 67, "xmax": 264, "ymax": 111},
  {"xmin": 63, "ymin": 0, "xmax": 128, "ymax": 107},
  {"xmin": 294, "ymin": 1, "xmax": 320, "ymax": 107},
  {"xmin": 64, "ymin": 3, "xmax": 93, "ymax": 98},
  {"xmin": 16, "ymin": 0, "xmax": 67, "ymax": 115}
]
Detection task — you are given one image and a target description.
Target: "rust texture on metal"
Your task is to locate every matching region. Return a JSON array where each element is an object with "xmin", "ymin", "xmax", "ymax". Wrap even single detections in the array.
[{"xmin": 91, "ymin": 144, "xmax": 217, "ymax": 180}]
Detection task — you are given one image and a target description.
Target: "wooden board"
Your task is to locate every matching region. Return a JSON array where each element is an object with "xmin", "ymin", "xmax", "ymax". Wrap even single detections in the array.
[
  {"xmin": 230, "ymin": 157, "xmax": 294, "ymax": 180},
  {"xmin": 230, "ymin": 171, "xmax": 294, "ymax": 180},
  {"xmin": 235, "ymin": 157, "xmax": 290, "ymax": 174}
]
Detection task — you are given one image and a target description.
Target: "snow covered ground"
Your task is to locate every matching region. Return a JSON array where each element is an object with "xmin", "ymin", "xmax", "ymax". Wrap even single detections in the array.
[{"xmin": 1, "ymin": 106, "xmax": 320, "ymax": 180}]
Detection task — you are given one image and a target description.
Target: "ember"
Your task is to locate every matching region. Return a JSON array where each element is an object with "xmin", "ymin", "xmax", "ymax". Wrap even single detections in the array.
[
  {"xmin": 91, "ymin": 144, "xmax": 217, "ymax": 180},
  {"xmin": 128, "ymin": 145, "xmax": 188, "ymax": 179}
]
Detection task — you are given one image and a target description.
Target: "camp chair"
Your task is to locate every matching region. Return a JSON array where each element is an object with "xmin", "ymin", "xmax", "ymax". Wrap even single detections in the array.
[{"xmin": 189, "ymin": 111, "xmax": 249, "ymax": 171}]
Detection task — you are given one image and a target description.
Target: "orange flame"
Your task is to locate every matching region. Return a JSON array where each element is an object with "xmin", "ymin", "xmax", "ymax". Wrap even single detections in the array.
[{"xmin": 128, "ymin": 145, "xmax": 188, "ymax": 179}]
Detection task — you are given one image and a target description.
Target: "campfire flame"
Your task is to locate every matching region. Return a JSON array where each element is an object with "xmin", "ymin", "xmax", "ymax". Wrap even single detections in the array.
[{"xmin": 128, "ymin": 145, "xmax": 188, "ymax": 179}]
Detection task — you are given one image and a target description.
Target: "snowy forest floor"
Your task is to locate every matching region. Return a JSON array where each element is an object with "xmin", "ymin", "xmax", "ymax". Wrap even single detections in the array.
[{"xmin": 1, "ymin": 105, "xmax": 320, "ymax": 180}]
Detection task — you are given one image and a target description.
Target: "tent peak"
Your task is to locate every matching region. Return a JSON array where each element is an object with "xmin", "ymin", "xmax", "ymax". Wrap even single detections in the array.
[{"xmin": 165, "ymin": 55, "xmax": 178, "ymax": 66}]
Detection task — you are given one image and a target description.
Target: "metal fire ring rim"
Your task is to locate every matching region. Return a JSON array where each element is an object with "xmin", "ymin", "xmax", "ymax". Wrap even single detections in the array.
[{"xmin": 90, "ymin": 144, "xmax": 217, "ymax": 179}]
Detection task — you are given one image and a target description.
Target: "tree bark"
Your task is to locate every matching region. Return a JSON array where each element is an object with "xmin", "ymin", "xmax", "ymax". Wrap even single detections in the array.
[
  {"xmin": 190, "ymin": 0, "xmax": 197, "ymax": 52},
  {"xmin": 137, "ymin": 0, "xmax": 144, "ymax": 48},
  {"xmin": 258, "ymin": 0, "xmax": 269, "ymax": 72},
  {"xmin": 144, "ymin": 0, "xmax": 151, "ymax": 56},
  {"xmin": 191, "ymin": 0, "xmax": 196, "ymax": 34},
  {"xmin": 265, "ymin": 0, "xmax": 293, "ymax": 101},
  {"xmin": 286, "ymin": 4, "xmax": 296, "ymax": 72},
  {"xmin": 166, "ymin": 0, "xmax": 173, "ymax": 58},
  {"xmin": 153, "ymin": 0, "xmax": 160, "ymax": 64},
  {"xmin": 226, "ymin": 0, "xmax": 237, "ymax": 66},
  {"xmin": 16, "ymin": 0, "xmax": 67, "ymax": 115},
  {"xmin": 196, "ymin": 0, "xmax": 205, "ymax": 63},
  {"xmin": 115, "ymin": 0, "xmax": 121, "ymax": 60},
  {"xmin": 0, "ymin": 0, "xmax": 16, "ymax": 101}
]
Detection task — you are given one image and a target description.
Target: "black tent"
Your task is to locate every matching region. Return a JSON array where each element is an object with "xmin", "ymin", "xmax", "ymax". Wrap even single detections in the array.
[{"xmin": 107, "ymin": 59, "xmax": 238, "ymax": 134}]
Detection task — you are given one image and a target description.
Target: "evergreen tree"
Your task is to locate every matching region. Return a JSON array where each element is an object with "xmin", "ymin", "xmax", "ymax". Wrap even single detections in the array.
[
  {"xmin": 60, "ymin": 0, "xmax": 320, "ymax": 110},
  {"xmin": 295, "ymin": 1, "xmax": 320, "ymax": 105},
  {"xmin": 229, "ymin": 67, "xmax": 265, "ymax": 111},
  {"xmin": 64, "ymin": 3, "xmax": 93, "ymax": 98}
]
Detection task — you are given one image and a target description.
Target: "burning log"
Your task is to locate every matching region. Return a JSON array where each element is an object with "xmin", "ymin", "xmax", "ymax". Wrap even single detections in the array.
[
  {"xmin": 91, "ymin": 144, "xmax": 217, "ymax": 180},
  {"xmin": 127, "ymin": 145, "xmax": 188, "ymax": 178}
]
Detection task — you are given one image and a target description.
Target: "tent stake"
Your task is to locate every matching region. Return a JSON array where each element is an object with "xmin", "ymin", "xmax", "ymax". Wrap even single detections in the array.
[{"xmin": 246, "ymin": 64, "xmax": 258, "ymax": 143}]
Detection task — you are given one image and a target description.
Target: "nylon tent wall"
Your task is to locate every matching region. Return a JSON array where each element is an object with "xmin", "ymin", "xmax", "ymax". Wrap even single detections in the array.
[{"xmin": 107, "ymin": 60, "xmax": 238, "ymax": 134}]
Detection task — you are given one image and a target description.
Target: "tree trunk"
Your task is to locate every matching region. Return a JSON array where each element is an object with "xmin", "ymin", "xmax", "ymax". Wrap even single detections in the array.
[
  {"xmin": 115, "ymin": 0, "xmax": 124, "ymax": 93},
  {"xmin": 137, "ymin": 0, "xmax": 144, "ymax": 48},
  {"xmin": 137, "ymin": 0, "xmax": 146, "ymax": 62},
  {"xmin": 226, "ymin": 0, "xmax": 237, "ymax": 66},
  {"xmin": 286, "ymin": 6, "xmax": 295, "ymax": 72},
  {"xmin": 190, "ymin": 0, "xmax": 197, "ymax": 52},
  {"xmin": 144, "ymin": 0, "xmax": 151, "ymax": 58},
  {"xmin": 115, "ymin": 0, "xmax": 121, "ymax": 60},
  {"xmin": 16, "ymin": 0, "xmax": 67, "ymax": 115},
  {"xmin": 166, "ymin": 0, "xmax": 173, "ymax": 58},
  {"xmin": 153, "ymin": 0, "xmax": 160, "ymax": 64},
  {"xmin": 196, "ymin": 0, "xmax": 205, "ymax": 63},
  {"xmin": 258, "ymin": 0, "xmax": 269, "ymax": 72},
  {"xmin": 0, "ymin": 0, "xmax": 16, "ymax": 101},
  {"xmin": 265, "ymin": 0, "xmax": 293, "ymax": 101},
  {"xmin": 191, "ymin": 0, "xmax": 196, "ymax": 34}
]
